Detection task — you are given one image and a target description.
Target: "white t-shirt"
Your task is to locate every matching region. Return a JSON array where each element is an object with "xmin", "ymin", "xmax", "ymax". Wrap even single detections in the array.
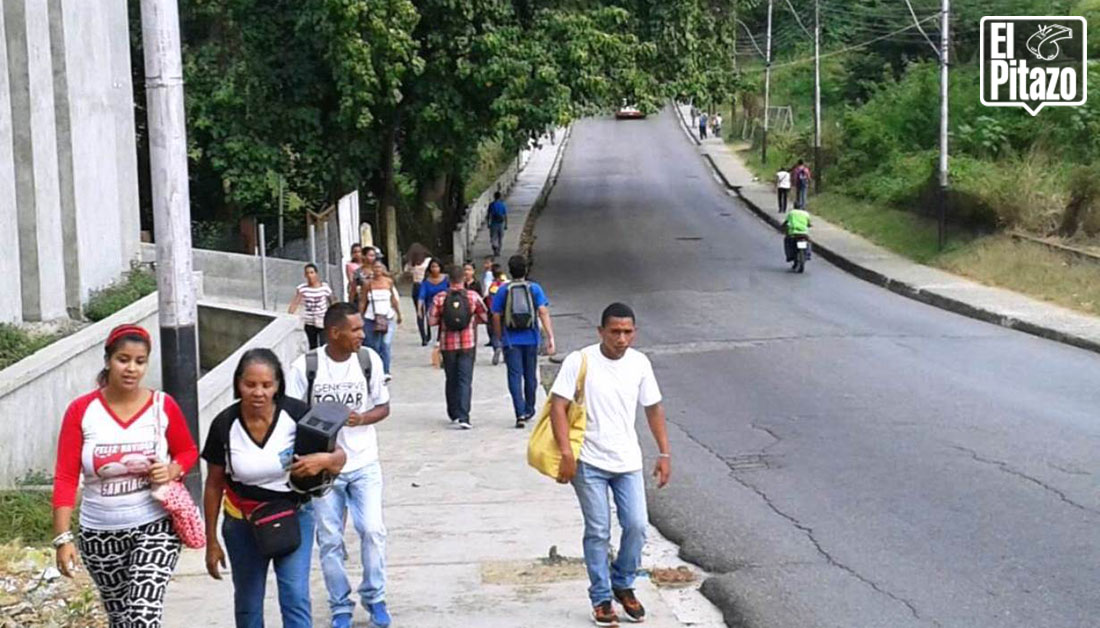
[
  {"xmin": 286, "ymin": 348, "xmax": 389, "ymax": 472},
  {"xmin": 776, "ymin": 170, "xmax": 791, "ymax": 189},
  {"xmin": 550, "ymin": 344, "xmax": 662, "ymax": 474}
]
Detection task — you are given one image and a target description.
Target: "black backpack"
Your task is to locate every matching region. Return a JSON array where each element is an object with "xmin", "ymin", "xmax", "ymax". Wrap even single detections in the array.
[
  {"xmin": 442, "ymin": 290, "xmax": 472, "ymax": 331},
  {"xmin": 504, "ymin": 281, "xmax": 536, "ymax": 330}
]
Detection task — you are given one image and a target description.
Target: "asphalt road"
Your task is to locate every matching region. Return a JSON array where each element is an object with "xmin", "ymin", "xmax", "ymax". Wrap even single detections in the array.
[{"xmin": 530, "ymin": 110, "xmax": 1100, "ymax": 628}]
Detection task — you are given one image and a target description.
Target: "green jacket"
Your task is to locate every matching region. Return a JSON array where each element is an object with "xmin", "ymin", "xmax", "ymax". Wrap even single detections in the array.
[{"xmin": 785, "ymin": 209, "xmax": 811, "ymax": 236}]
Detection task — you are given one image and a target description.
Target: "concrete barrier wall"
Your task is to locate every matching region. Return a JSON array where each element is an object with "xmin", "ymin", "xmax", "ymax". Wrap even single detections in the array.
[
  {"xmin": 142, "ymin": 243, "xmax": 346, "ymax": 311},
  {"xmin": 198, "ymin": 305, "xmax": 272, "ymax": 371}
]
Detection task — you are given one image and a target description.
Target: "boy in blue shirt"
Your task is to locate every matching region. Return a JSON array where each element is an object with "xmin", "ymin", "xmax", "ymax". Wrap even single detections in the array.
[{"xmin": 491, "ymin": 255, "xmax": 557, "ymax": 428}]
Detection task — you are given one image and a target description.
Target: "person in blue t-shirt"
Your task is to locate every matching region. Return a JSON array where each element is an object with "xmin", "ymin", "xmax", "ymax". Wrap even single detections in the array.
[
  {"xmin": 416, "ymin": 259, "xmax": 450, "ymax": 346},
  {"xmin": 491, "ymin": 255, "xmax": 556, "ymax": 428},
  {"xmin": 487, "ymin": 192, "xmax": 507, "ymax": 257}
]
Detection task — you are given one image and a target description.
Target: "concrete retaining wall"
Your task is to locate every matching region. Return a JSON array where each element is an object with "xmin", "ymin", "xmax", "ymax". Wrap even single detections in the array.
[{"xmin": 142, "ymin": 243, "xmax": 346, "ymax": 311}]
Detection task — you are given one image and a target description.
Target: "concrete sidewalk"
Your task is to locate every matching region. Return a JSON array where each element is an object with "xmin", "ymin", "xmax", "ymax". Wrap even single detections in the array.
[
  {"xmin": 674, "ymin": 103, "xmax": 1100, "ymax": 356},
  {"xmin": 163, "ymin": 321, "xmax": 724, "ymax": 627},
  {"xmin": 468, "ymin": 128, "xmax": 570, "ymax": 265}
]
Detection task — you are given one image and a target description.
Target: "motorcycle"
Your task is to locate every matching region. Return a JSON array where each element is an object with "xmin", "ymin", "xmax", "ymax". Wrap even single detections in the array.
[{"xmin": 785, "ymin": 235, "xmax": 811, "ymax": 273}]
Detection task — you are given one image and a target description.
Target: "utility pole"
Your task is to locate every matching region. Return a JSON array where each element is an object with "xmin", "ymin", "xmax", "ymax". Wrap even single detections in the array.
[
  {"xmin": 277, "ymin": 176, "xmax": 285, "ymax": 250},
  {"xmin": 938, "ymin": 0, "xmax": 949, "ymax": 249},
  {"xmin": 139, "ymin": 0, "xmax": 201, "ymax": 500},
  {"xmin": 763, "ymin": 0, "xmax": 774, "ymax": 163},
  {"xmin": 813, "ymin": 0, "xmax": 823, "ymax": 192}
]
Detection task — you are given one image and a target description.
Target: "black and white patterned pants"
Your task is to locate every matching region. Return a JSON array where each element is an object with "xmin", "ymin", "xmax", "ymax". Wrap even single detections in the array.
[{"xmin": 78, "ymin": 518, "xmax": 181, "ymax": 628}]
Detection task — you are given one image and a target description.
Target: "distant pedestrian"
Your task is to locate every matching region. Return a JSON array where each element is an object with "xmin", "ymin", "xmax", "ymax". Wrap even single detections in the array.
[
  {"xmin": 51, "ymin": 324, "xmax": 199, "ymax": 628},
  {"xmin": 491, "ymin": 255, "xmax": 556, "ymax": 428},
  {"xmin": 480, "ymin": 256, "xmax": 495, "ymax": 297},
  {"xmin": 776, "ymin": 166, "xmax": 791, "ymax": 213},
  {"xmin": 417, "ymin": 259, "xmax": 450, "ymax": 346},
  {"xmin": 485, "ymin": 264, "xmax": 506, "ymax": 364},
  {"xmin": 202, "ymin": 349, "xmax": 347, "ymax": 628},
  {"xmin": 488, "ymin": 192, "xmax": 508, "ymax": 257},
  {"xmin": 286, "ymin": 303, "xmax": 392, "ymax": 628},
  {"xmin": 463, "ymin": 262, "xmax": 483, "ymax": 297},
  {"xmin": 690, "ymin": 104, "xmax": 699, "ymax": 127},
  {"xmin": 698, "ymin": 112, "xmax": 708, "ymax": 139},
  {"xmin": 404, "ymin": 243, "xmax": 432, "ymax": 346},
  {"xmin": 288, "ymin": 263, "xmax": 334, "ymax": 349},
  {"xmin": 346, "ymin": 244, "xmax": 363, "ymax": 303},
  {"xmin": 360, "ymin": 260, "xmax": 402, "ymax": 379},
  {"xmin": 549, "ymin": 303, "xmax": 670, "ymax": 627},
  {"xmin": 428, "ymin": 265, "xmax": 489, "ymax": 429},
  {"xmin": 792, "ymin": 159, "xmax": 812, "ymax": 209},
  {"xmin": 712, "ymin": 113, "xmax": 723, "ymax": 138}
]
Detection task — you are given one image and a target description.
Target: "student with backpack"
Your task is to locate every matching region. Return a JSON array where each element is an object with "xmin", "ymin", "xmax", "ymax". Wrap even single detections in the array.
[
  {"xmin": 792, "ymin": 159, "xmax": 812, "ymax": 209},
  {"xmin": 285, "ymin": 303, "xmax": 392, "ymax": 628},
  {"xmin": 491, "ymin": 255, "xmax": 556, "ymax": 428},
  {"xmin": 428, "ymin": 265, "xmax": 489, "ymax": 429}
]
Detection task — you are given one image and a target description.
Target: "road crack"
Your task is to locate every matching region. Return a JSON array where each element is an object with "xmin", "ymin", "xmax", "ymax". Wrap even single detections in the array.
[
  {"xmin": 673, "ymin": 424, "xmax": 939, "ymax": 626},
  {"xmin": 951, "ymin": 445, "xmax": 1100, "ymax": 516}
]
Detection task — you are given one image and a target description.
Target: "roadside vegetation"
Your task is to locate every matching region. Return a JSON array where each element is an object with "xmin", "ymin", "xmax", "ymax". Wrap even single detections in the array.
[{"xmin": 725, "ymin": 0, "xmax": 1100, "ymax": 315}]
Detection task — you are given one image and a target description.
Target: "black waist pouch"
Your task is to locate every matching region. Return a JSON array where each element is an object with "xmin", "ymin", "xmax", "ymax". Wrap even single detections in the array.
[{"xmin": 248, "ymin": 500, "xmax": 301, "ymax": 559}]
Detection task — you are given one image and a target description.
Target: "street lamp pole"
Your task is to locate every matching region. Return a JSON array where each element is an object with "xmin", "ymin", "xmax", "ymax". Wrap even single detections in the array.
[
  {"xmin": 139, "ymin": 0, "xmax": 201, "ymax": 499},
  {"xmin": 763, "ymin": 0, "xmax": 774, "ymax": 163},
  {"xmin": 938, "ymin": 0, "xmax": 950, "ymax": 249}
]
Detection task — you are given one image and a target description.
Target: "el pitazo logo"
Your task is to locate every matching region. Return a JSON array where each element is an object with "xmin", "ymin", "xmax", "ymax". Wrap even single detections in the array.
[{"xmin": 980, "ymin": 16, "xmax": 1087, "ymax": 115}]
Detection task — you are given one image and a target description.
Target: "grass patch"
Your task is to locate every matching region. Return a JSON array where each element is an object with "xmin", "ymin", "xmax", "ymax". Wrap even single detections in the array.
[
  {"xmin": 939, "ymin": 236, "xmax": 1100, "ymax": 315},
  {"xmin": 0, "ymin": 491, "xmax": 56, "ymax": 546},
  {"xmin": 465, "ymin": 139, "xmax": 513, "ymax": 205},
  {"xmin": 84, "ymin": 267, "xmax": 157, "ymax": 322},
  {"xmin": 0, "ymin": 324, "xmax": 64, "ymax": 370}
]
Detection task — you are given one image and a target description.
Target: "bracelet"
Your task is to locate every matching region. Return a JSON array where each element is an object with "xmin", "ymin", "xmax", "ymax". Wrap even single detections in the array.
[
  {"xmin": 52, "ymin": 531, "xmax": 74, "ymax": 548},
  {"xmin": 657, "ymin": 453, "xmax": 671, "ymax": 458}
]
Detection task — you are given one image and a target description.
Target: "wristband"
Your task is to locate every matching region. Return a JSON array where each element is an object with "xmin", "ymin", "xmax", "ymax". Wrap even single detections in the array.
[
  {"xmin": 657, "ymin": 453, "xmax": 670, "ymax": 458},
  {"xmin": 52, "ymin": 531, "xmax": 74, "ymax": 548}
]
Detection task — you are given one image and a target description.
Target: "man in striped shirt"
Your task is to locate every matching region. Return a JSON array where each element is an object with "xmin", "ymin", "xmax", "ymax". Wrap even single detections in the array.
[{"xmin": 428, "ymin": 264, "xmax": 489, "ymax": 428}]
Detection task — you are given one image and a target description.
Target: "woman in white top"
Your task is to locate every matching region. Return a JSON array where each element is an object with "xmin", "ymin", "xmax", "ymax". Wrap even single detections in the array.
[
  {"xmin": 360, "ymin": 260, "xmax": 403, "ymax": 378},
  {"xmin": 288, "ymin": 263, "xmax": 334, "ymax": 349},
  {"xmin": 403, "ymin": 242, "xmax": 432, "ymax": 345}
]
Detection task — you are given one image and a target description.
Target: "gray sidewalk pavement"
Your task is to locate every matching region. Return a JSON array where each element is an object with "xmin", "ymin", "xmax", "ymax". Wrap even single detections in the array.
[
  {"xmin": 675, "ymin": 103, "xmax": 1100, "ymax": 355},
  {"xmin": 468, "ymin": 129, "xmax": 569, "ymax": 265},
  {"xmin": 162, "ymin": 125, "xmax": 724, "ymax": 627}
]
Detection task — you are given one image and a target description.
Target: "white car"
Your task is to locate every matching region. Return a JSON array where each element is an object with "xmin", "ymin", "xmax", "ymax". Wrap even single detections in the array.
[{"xmin": 615, "ymin": 104, "xmax": 646, "ymax": 119}]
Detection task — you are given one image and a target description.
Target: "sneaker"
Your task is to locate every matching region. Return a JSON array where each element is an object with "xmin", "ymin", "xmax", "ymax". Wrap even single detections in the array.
[
  {"xmin": 367, "ymin": 601, "xmax": 391, "ymax": 628},
  {"xmin": 613, "ymin": 588, "xmax": 646, "ymax": 623},
  {"xmin": 492, "ymin": 348, "xmax": 501, "ymax": 365},
  {"xmin": 592, "ymin": 600, "xmax": 619, "ymax": 626},
  {"xmin": 331, "ymin": 613, "xmax": 352, "ymax": 628},
  {"xmin": 383, "ymin": 374, "xmax": 392, "ymax": 383},
  {"xmin": 515, "ymin": 418, "xmax": 526, "ymax": 429},
  {"xmin": 459, "ymin": 421, "xmax": 473, "ymax": 430}
]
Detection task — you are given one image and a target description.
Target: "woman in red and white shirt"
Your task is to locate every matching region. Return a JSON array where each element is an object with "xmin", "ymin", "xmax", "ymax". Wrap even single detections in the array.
[{"xmin": 52, "ymin": 324, "xmax": 199, "ymax": 628}]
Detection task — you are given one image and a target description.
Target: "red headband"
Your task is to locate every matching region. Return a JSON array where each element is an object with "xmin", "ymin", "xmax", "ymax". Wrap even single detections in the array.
[{"xmin": 106, "ymin": 324, "xmax": 151, "ymax": 349}]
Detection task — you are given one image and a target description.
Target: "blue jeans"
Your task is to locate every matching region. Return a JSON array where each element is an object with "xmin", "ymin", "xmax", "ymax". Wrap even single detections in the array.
[
  {"xmin": 572, "ymin": 462, "xmax": 648, "ymax": 606},
  {"xmin": 504, "ymin": 344, "xmax": 539, "ymax": 418},
  {"xmin": 315, "ymin": 462, "xmax": 387, "ymax": 616},
  {"xmin": 364, "ymin": 320, "xmax": 395, "ymax": 374},
  {"xmin": 490, "ymin": 224, "xmax": 504, "ymax": 255},
  {"xmin": 796, "ymin": 182, "xmax": 808, "ymax": 208},
  {"xmin": 222, "ymin": 503, "xmax": 315, "ymax": 628},
  {"xmin": 441, "ymin": 349, "xmax": 475, "ymax": 422}
]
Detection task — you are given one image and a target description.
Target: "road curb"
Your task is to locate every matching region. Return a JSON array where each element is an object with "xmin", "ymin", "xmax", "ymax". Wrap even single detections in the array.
[
  {"xmin": 519, "ymin": 124, "xmax": 573, "ymax": 268},
  {"xmin": 672, "ymin": 101, "xmax": 1100, "ymax": 356}
]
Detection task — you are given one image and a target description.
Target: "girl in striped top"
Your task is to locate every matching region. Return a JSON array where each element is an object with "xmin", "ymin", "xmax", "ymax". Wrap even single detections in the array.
[{"xmin": 288, "ymin": 263, "xmax": 334, "ymax": 349}]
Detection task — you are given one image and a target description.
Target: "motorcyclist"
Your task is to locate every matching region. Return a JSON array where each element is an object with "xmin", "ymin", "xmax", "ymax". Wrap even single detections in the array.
[{"xmin": 783, "ymin": 207, "xmax": 812, "ymax": 268}]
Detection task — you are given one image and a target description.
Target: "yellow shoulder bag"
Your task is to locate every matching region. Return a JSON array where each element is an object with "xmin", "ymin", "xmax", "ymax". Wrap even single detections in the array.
[{"xmin": 527, "ymin": 353, "xmax": 588, "ymax": 479}]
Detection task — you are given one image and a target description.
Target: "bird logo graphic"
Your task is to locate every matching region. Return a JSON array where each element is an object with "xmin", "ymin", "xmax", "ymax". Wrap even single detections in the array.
[{"xmin": 1026, "ymin": 24, "xmax": 1074, "ymax": 62}]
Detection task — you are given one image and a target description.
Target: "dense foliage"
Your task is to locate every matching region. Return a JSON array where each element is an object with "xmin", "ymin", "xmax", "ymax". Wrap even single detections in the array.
[{"xmin": 167, "ymin": 0, "xmax": 748, "ymax": 254}]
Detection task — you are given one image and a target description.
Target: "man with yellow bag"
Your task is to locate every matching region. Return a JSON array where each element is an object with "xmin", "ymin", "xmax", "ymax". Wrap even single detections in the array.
[{"xmin": 547, "ymin": 303, "xmax": 671, "ymax": 627}]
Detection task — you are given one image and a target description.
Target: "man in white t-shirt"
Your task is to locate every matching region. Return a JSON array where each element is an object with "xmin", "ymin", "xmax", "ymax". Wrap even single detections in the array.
[
  {"xmin": 776, "ymin": 167, "xmax": 792, "ymax": 213},
  {"xmin": 286, "ymin": 302, "xmax": 392, "ymax": 628},
  {"xmin": 549, "ymin": 302, "xmax": 671, "ymax": 627}
]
